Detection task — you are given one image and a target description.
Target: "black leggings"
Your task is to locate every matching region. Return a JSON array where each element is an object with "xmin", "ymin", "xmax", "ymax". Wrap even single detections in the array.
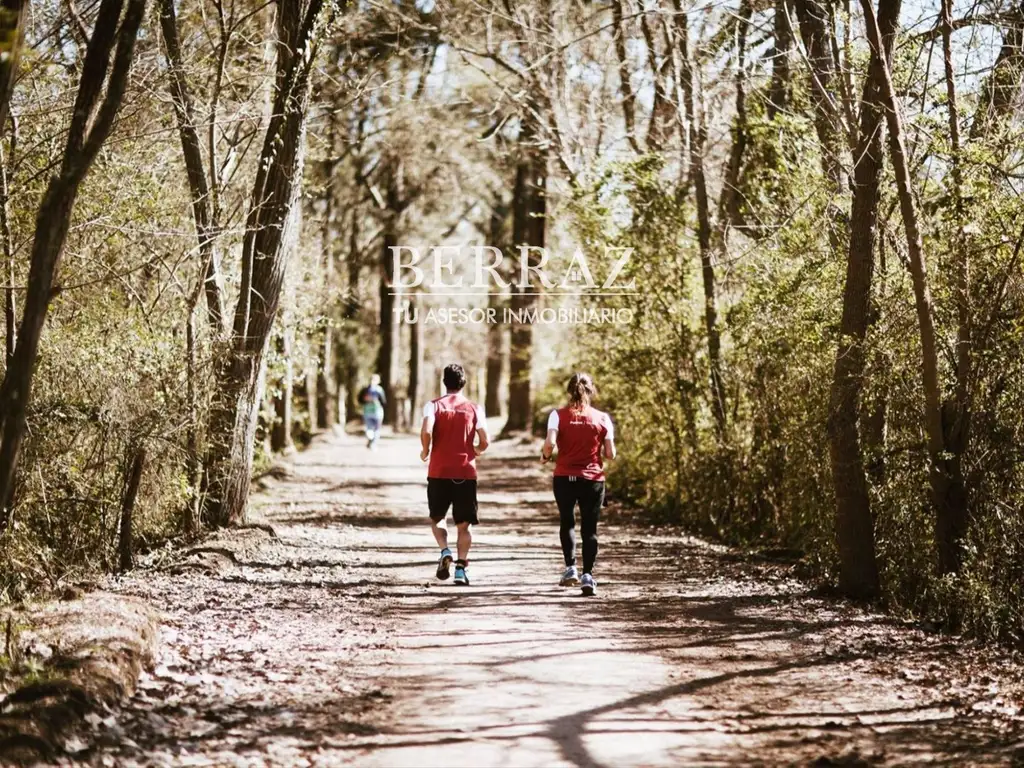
[{"xmin": 554, "ymin": 476, "xmax": 605, "ymax": 574}]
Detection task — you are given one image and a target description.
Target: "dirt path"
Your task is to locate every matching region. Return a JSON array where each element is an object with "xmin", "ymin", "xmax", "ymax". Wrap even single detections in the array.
[{"xmin": 81, "ymin": 428, "xmax": 1024, "ymax": 767}]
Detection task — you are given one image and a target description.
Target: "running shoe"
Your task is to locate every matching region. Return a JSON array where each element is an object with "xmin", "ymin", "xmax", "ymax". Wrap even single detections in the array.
[
  {"xmin": 580, "ymin": 572, "xmax": 597, "ymax": 597},
  {"xmin": 436, "ymin": 548, "xmax": 453, "ymax": 580},
  {"xmin": 559, "ymin": 564, "xmax": 580, "ymax": 586},
  {"xmin": 454, "ymin": 563, "xmax": 470, "ymax": 586}
]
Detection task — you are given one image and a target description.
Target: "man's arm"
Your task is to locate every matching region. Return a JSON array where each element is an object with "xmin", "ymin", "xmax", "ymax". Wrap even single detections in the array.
[
  {"xmin": 474, "ymin": 405, "xmax": 489, "ymax": 456},
  {"xmin": 420, "ymin": 418, "xmax": 431, "ymax": 462},
  {"xmin": 475, "ymin": 427, "xmax": 490, "ymax": 456}
]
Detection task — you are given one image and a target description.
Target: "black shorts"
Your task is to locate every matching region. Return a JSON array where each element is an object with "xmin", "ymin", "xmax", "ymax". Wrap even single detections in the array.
[{"xmin": 427, "ymin": 478, "xmax": 479, "ymax": 525}]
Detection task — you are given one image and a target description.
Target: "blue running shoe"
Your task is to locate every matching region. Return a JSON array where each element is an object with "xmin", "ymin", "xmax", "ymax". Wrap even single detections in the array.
[
  {"xmin": 454, "ymin": 563, "xmax": 470, "ymax": 586},
  {"xmin": 559, "ymin": 564, "xmax": 579, "ymax": 586},
  {"xmin": 436, "ymin": 548, "xmax": 453, "ymax": 580},
  {"xmin": 580, "ymin": 572, "xmax": 597, "ymax": 596}
]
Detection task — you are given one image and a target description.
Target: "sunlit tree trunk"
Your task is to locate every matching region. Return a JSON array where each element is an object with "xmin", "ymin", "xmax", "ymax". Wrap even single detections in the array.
[
  {"xmin": 826, "ymin": 0, "xmax": 900, "ymax": 599},
  {"xmin": 376, "ymin": 168, "xmax": 401, "ymax": 426},
  {"xmin": 675, "ymin": 4, "xmax": 727, "ymax": 437},
  {"xmin": 205, "ymin": 0, "xmax": 325, "ymax": 527},
  {"xmin": 316, "ymin": 113, "xmax": 338, "ymax": 429},
  {"xmin": 862, "ymin": 0, "xmax": 951, "ymax": 574},
  {"xmin": 158, "ymin": 0, "xmax": 226, "ymax": 334},
  {"xmin": 768, "ymin": 0, "xmax": 793, "ymax": 119},
  {"xmin": 504, "ymin": 119, "xmax": 546, "ymax": 434}
]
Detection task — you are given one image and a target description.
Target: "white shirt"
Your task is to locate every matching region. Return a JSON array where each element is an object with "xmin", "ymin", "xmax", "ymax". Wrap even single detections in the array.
[
  {"xmin": 423, "ymin": 398, "xmax": 488, "ymax": 433},
  {"xmin": 547, "ymin": 408, "xmax": 614, "ymax": 439}
]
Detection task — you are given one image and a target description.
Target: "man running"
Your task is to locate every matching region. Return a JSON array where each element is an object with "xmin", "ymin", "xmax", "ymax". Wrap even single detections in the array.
[
  {"xmin": 541, "ymin": 372, "xmax": 615, "ymax": 596},
  {"xmin": 359, "ymin": 374, "xmax": 386, "ymax": 449},
  {"xmin": 420, "ymin": 363, "xmax": 488, "ymax": 586}
]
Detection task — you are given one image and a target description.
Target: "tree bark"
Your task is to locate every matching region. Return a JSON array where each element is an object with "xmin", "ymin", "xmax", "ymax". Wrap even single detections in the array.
[
  {"xmin": 204, "ymin": 0, "xmax": 325, "ymax": 528},
  {"xmin": 676, "ymin": 5, "xmax": 727, "ymax": 437},
  {"xmin": 826, "ymin": 0, "xmax": 900, "ymax": 599},
  {"xmin": 485, "ymin": 200, "xmax": 509, "ymax": 419},
  {"xmin": 408, "ymin": 294, "xmax": 422, "ymax": 426},
  {"xmin": 316, "ymin": 112, "xmax": 338, "ymax": 429},
  {"xmin": 0, "ymin": 0, "xmax": 148, "ymax": 525},
  {"xmin": 158, "ymin": 0, "xmax": 226, "ymax": 334},
  {"xmin": 1, "ymin": 138, "xmax": 14, "ymax": 372},
  {"xmin": 969, "ymin": 3, "xmax": 1024, "ymax": 140},
  {"xmin": 769, "ymin": 0, "xmax": 793, "ymax": 119},
  {"xmin": 504, "ymin": 122, "xmax": 546, "ymax": 435},
  {"xmin": 0, "ymin": 0, "xmax": 26, "ymax": 136},
  {"xmin": 118, "ymin": 445, "xmax": 146, "ymax": 573},
  {"xmin": 377, "ymin": 169, "xmax": 400, "ymax": 426},
  {"xmin": 936, "ymin": 0, "xmax": 971, "ymax": 575},
  {"xmin": 717, "ymin": 0, "xmax": 752, "ymax": 236},
  {"xmin": 612, "ymin": 0, "xmax": 641, "ymax": 154},
  {"xmin": 792, "ymin": 0, "xmax": 846, "ymax": 192},
  {"xmin": 862, "ymin": 0, "xmax": 952, "ymax": 573}
]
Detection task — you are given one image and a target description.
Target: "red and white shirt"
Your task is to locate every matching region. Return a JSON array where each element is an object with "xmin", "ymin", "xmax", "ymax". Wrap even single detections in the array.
[
  {"xmin": 548, "ymin": 406, "xmax": 614, "ymax": 481},
  {"xmin": 424, "ymin": 394, "xmax": 487, "ymax": 480}
]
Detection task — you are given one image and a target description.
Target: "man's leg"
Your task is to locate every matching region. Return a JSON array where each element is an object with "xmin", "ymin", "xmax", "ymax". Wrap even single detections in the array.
[
  {"xmin": 452, "ymin": 480, "xmax": 477, "ymax": 585},
  {"xmin": 456, "ymin": 522, "xmax": 472, "ymax": 562},
  {"xmin": 431, "ymin": 517, "xmax": 449, "ymax": 550},
  {"xmin": 428, "ymin": 479, "xmax": 454, "ymax": 580}
]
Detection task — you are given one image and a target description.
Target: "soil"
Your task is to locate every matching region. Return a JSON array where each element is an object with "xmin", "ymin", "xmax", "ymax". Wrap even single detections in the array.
[{"xmin": 64, "ymin": 427, "xmax": 1024, "ymax": 767}]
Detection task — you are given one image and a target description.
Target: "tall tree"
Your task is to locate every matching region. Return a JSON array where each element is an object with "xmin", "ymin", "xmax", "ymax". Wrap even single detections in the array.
[
  {"xmin": 504, "ymin": 118, "xmax": 546, "ymax": 434},
  {"xmin": 204, "ymin": 0, "xmax": 327, "ymax": 527},
  {"xmin": 157, "ymin": 0, "xmax": 227, "ymax": 334},
  {"xmin": 826, "ymin": 0, "xmax": 901, "ymax": 599},
  {"xmin": 674, "ymin": 1, "xmax": 727, "ymax": 437},
  {"xmin": 0, "ymin": 0, "xmax": 148, "ymax": 523}
]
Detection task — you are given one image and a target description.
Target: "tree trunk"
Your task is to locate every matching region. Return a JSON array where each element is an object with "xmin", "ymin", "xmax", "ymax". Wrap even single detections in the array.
[
  {"xmin": 316, "ymin": 115, "xmax": 338, "ymax": 429},
  {"xmin": 0, "ymin": 0, "xmax": 147, "ymax": 525},
  {"xmin": 676, "ymin": 6, "xmax": 727, "ymax": 437},
  {"xmin": 504, "ymin": 124, "xmax": 546, "ymax": 435},
  {"xmin": 158, "ymin": 0, "xmax": 225, "ymax": 334},
  {"xmin": 204, "ymin": 0, "xmax": 325, "ymax": 528},
  {"xmin": 717, "ymin": 0, "xmax": 752, "ymax": 235},
  {"xmin": 1, "ymin": 140, "xmax": 14, "ymax": 372},
  {"xmin": 969, "ymin": 3, "xmax": 1024, "ymax": 140},
  {"xmin": 611, "ymin": 0, "xmax": 641, "ymax": 154},
  {"xmin": 408, "ymin": 295, "xmax": 422, "ymax": 427},
  {"xmin": 936, "ymin": 0, "xmax": 971, "ymax": 575},
  {"xmin": 826, "ymin": 0, "xmax": 900, "ymax": 599},
  {"xmin": 270, "ymin": 330, "xmax": 294, "ymax": 452},
  {"xmin": 0, "ymin": 0, "xmax": 26, "ymax": 136},
  {"xmin": 118, "ymin": 445, "xmax": 146, "ymax": 573},
  {"xmin": 861, "ymin": 0, "xmax": 952, "ymax": 572},
  {"xmin": 485, "ymin": 200, "xmax": 508, "ymax": 418},
  {"xmin": 769, "ymin": 0, "xmax": 793, "ymax": 119},
  {"xmin": 377, "ymin": 176, "xmax": 400, "ymax": 426},
  {"xmin": 792, "ymin": 0, "xmax": 846, "ymax": 192}
]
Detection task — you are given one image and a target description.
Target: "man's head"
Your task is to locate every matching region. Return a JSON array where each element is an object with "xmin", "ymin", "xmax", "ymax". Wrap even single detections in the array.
[
  {"xmin": 443, "ymin": 363, "xmax": 467, "ymax": 393},
  {"xmin": 370, "ymin": 374, "xmax": 381, "ymax": 387}
]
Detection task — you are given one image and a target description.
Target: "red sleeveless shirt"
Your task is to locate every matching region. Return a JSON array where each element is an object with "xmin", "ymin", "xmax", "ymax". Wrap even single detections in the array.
[
  {"xmin": 427, "ymin": 394, "xmax": 483, "ymax": 480},
  {"xmin": 552, "ymin": 406, "xmax": 612, "ymax": 481}
]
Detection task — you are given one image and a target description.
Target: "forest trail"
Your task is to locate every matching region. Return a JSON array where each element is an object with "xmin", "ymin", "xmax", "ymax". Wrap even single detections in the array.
[{"xmin": 83, "ymin": 427, "xmax": 1023, "ymax": 767}]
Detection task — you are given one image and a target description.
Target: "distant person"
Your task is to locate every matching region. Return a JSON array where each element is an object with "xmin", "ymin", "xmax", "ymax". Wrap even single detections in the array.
[
  {"xmin": 358, "ymin": 374, "xmax": 386, "ymax": 449},
  {"xmin": 541, "ymin": 372, "xmax": 615, "ymax": 596},
  {"xmin": 420, "ymin": 363, "xmax": 489, "ymax": 586}
]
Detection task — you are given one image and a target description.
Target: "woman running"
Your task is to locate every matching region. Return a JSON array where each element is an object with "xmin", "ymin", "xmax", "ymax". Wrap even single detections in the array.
[{"xmin": 541, "ymin": 372, "xmax": 616, "ymax": 596}]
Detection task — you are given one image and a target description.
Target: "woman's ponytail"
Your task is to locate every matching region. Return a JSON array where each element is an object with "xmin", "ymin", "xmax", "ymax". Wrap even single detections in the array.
[{"xmin": 567, "ymin": 372, "xmax": 596, "ymax": 410}]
